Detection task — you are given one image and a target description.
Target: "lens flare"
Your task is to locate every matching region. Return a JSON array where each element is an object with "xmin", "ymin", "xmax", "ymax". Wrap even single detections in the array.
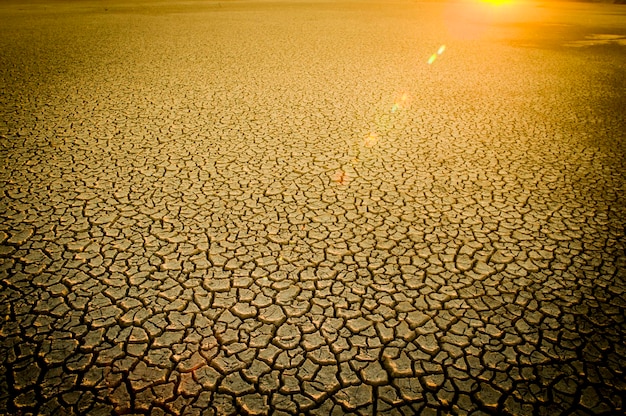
[
  {"xmin": 364, "ymin": 132, "xmax": 378, "ymax": 148},
  {"xmin": 391, "ymin": 92, "xmax": 410, "ymax": 113},
  {"xmin": 428, "ymin": 45, "xmax": 446, "ymax": 65},
  {"xmin": 332, "ymin": 169, "xmax": 350, "ymax": 185}
]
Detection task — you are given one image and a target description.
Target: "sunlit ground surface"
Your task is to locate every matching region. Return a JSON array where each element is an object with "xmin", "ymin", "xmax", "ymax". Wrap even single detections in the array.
[{"xmin": 1, "ymin": 0, "xmax": 625, "ymax": 414}]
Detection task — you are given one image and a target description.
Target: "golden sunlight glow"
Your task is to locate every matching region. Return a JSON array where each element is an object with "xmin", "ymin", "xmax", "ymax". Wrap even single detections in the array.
[
  {"xmin": 479, "ymin": 0, "xmax": 513, "ymax": 6},
  {"xmin": 445, "ymin": 0, "xmax": 538, "ymax": 41}
]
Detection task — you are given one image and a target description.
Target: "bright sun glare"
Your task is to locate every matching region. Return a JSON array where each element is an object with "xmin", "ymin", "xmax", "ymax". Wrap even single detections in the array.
[{"xmin": 480, "ymin": 0, "xmax": 514, "ymax": 6}]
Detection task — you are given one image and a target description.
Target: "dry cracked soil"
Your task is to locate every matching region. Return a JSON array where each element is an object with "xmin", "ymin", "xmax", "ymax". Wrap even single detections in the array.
[{"xmin": 1, "ymin": 0, "xmax": 625, "ymax": 415}]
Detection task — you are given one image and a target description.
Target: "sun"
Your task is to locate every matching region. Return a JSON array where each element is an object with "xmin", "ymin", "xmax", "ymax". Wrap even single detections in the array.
[{"xmin": 480, "ymin": 0, "xmax": 514, "ymax": 6}]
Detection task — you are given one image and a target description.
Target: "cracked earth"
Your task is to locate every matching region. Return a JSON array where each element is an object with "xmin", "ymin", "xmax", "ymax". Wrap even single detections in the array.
[{"xmin": 1, "ymin": 0, "xmax": 625, "ymax": 415}]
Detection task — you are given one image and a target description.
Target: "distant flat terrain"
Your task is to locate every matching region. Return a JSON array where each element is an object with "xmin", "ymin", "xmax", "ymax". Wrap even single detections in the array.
[{"xmin": 1, "ymin": 1, "xmax": 625, "ymax": 414}]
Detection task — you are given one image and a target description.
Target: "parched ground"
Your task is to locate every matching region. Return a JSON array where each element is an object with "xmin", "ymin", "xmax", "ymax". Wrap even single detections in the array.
[{"xmin": 0, "ymin": 0, "xmax": 625, "ymax": 414}]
